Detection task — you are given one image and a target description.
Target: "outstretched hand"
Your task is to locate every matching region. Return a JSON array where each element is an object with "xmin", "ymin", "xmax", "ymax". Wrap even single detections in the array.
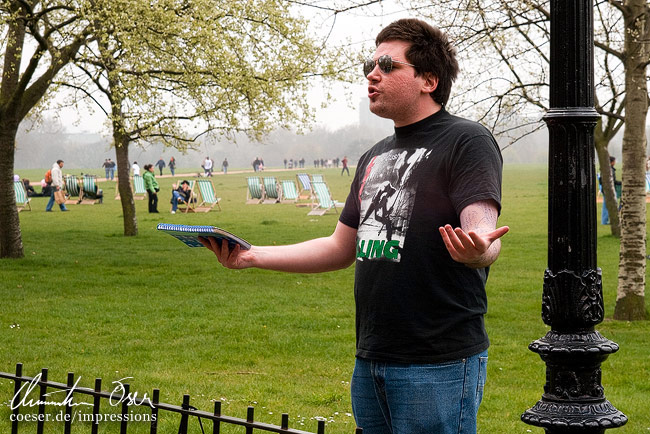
[
  {"xmin": 198, "ymin": 237, "xmax": 254, "ymax": 269},
  {"xmin": 438, "ymin": 224, "xmax": 509, "ymax": 267}
]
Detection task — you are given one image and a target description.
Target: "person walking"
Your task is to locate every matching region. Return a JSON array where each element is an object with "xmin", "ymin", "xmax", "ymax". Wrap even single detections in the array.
[
  {"xmin": 102, "ymin": 159, "xmax": 110, "ymax": 179},
  {"xmin": 222, "ymin": 158, "xmax": 229, "ymax": 175},
  {"xmin": 155, "ymin": 157, "xmax": 166, "ymax": 176},
  {"xmin": 168, "ymin": 157, "xmax": 176, "ymax": 176},
  {"xmin": 203, "ymin": 157, "xmax": 213, "ymax": 177},
  {"xmin": 199, "ymin": 18, "xmax": 508, "ymax": 434},
  {"xmin": 45, "ymin": 160, "xmax": 68, "ymax": 212},
  {"xmin": 143, "ymin": 164, "xmax": 159, "ymax": 213},
  {"xmin": 341, "ymin": 156, "xmax": 350, "ymax": 176}
]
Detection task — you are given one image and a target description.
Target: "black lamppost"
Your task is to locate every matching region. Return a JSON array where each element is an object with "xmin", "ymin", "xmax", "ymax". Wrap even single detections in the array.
[{"xmin": 521, "ymin": 1, "xmax": 627, "ymax": 433}]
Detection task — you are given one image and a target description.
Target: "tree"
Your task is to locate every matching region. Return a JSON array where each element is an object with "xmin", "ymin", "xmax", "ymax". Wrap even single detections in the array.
[
  {"xmin": 0, "ymin": 0, "xmax": 95, "ymax": 258},
  {"xmin": 612, "ymin": 0, "xmax": 649, "ymax": 320},
  {"xmin": 61, "ymin": 0, "xmax": 350, "ymax": 236},
  {"xmin": 403, "ymin": 0, "xmax": 647, "ymax": 319}
]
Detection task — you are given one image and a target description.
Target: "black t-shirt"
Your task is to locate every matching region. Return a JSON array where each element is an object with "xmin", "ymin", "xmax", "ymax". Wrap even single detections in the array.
[{"xmin": 339, "ymin": 109, "xmax": 503, "ymax": 364}]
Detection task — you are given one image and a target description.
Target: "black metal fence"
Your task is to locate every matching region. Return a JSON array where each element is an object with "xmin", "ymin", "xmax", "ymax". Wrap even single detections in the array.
[{"xmin": 1, "ymin": 363, "xmax": 362, "ymax": 434}]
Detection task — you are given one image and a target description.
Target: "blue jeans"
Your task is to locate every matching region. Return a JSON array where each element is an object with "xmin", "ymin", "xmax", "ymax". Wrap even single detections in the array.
[
  {"xmin": 351, "ymin": 351, "xmax": 488, "ymax": 434},
  {"xmin": 45, "ymin": 189, "xmax": 67, "ymax": 211}
]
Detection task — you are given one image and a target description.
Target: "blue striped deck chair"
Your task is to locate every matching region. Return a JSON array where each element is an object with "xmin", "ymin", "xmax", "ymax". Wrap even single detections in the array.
[
  {"xmin": 246, "ymin": 177, "xmax": 264, "ymax": 204},
  {"xmin": 132, "ymin": 175, "xmax": 146, "ymax": 200},
  {"xmin": 308, "ymin": 181, "xmax": 339, "ymax": 216},
  {"xmin": 262, "ymin": 177, "xmax": 281, "ymax": 204},
  {"xmin": 14, "ymin": 181, "xmax": 31, "ymax": 212},
  {"xmin": 64, "ymin": 174, "xmax": 81, "ymax": 204},
  {"xmin": 80, "ymin": 175, "xmax": 103, "ymax": 204},
  {"xmin": 296, "ymin": 173, "xmax": 312, "ymax": 200},
  {"xmin": 280, "ymin": 179, "xmax": 299, "ymax": 204},
  {"xmin": 194, "ymin": 179, "xmax": 221, "ymax": 212}
]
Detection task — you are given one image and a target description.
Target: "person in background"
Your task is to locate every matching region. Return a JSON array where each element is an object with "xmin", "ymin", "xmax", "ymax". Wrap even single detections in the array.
[
  {"xmin": 143, "ymin": 164, "xmax": 159, "ymax": 213},
  {"xmin": 203, "ymin": 157, "xmax": 213, "ymax": 177},
  {"xmin": 132, "ymin": 161, "xmax": 140, "ymax": 177},
  {"xmin": 45, "ymin": 159, "xmax": 69, "ymax": 212},
  {"xmin": 155, "ymin": 157, "xmax": 166, "ymax": 176},
  {"xmin": 601, "ymin": 155, "xmax": 622, "ymax": 225},
  {"xmin": 222, "ymin": 158, "xmax": 229, "ymax": 175},
  {"xmin": 102, "ymin": 159, "xmax": 110, "ymax": 179},
  {"xmin": 169, "ymin": 156, "xmax": 176, "ymax": 176},
  {"xmin": 199, "ymin": 18, "xmax": 507, "ymax": 434},
  {"xmin": 341, "ymin": 156, "xmax": 350, "ymax": 176}
]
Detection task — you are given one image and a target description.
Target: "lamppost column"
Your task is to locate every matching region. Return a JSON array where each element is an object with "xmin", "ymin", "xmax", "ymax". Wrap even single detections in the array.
[{"xmin": 521, "ymin": 1, "xmax": 627, "ymax": 432}]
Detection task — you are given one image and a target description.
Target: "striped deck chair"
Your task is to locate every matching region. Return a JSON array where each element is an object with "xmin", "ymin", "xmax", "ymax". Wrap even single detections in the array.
[
  {"xmin": 296, "ymin": 173, "xmax": 312, "ymax": 200},
  {"xmin": 246, "ymin": 177, "xmax": 264, "ymax": 204},
  {"xmin": 193, "ymin": 179, "xmax": 221, "ymax": 212},
  {"xmin": 14, "ymin": 181, "xmax": 31, "ymax": 212},
  {"xmin": 132, "ymin": 175, "xmax": 146, "ymax": 200},
  {"xmin": 262, "ymin": 177, "xmax": 281, "ymax": 204},
  {"xmin": 280, "ymin": 179, "xmax": 299, "ymax": 204},
  {"xmin": 64, "ymin": 174, "xmax": 81, "ymax": 204},
  {"xmin": 80, "ymin": 175, "xmax": 103, "ymax": 204},
  {"xmin": 308, "ymin": 181, "xmax": 339, "ymax": 216},
  {"xmin": 311, "ymin": 174, "xmax": 325, "ymax": 184}
]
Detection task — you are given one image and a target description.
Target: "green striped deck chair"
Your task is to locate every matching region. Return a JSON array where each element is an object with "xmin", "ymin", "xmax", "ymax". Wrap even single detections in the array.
[
  {"xmin": 64, "ymin": 175, "xmax": 81, "ymax": 204},
  {"xmin": 14, "ymin": 181, "xmax": 31, "ymax": 212},
  {"xmin": 311, "ymin": 174, "xmax": 325, "ymax": 183},
  {"xmin": 308, "ymin": 181, "xmax": 339, "ymax": 216},
  {"xmin": 262, "ymin": 177, "xmax": 281, "ymax": 204},
  {"xmin": 246, "ymin": 177, "xmax": 264, "ymax": 204},
  {"xmin": 280, "ymin": 180, "xmax": 299, "ymax": 204},
  {"xmin": 296, "ymin": 173, "xmax": 312, "ymax": 199},
  {"xmin": 194, "ymin": 179, "xmax": 221, "ymax": 212},
  {"xmin": 80, "ymin": 175, "xmax": 103, "ymax": 204},
  {"xmin": 132, "ymin": 175, "xmax": 146, "ymax": 200}
]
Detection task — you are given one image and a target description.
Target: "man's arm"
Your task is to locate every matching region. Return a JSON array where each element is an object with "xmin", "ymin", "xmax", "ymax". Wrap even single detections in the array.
[
  {"xmin": 199, "ymin": 221, "xmax": 358, "ymax": 273},
  {"xmin": 438, "ymin": 199, "xmax": 509, "ymax": 268}
]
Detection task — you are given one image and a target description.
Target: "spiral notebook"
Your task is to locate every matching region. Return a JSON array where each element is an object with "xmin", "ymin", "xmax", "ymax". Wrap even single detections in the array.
[{"xmin": 157, "ymin": 223, "xmax": 251, "ymax": 250}]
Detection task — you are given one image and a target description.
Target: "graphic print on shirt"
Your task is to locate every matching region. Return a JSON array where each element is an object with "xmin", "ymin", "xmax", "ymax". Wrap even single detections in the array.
[{"xmin": 357, "ymin": 147, "xmax": 432, "ymax": 262}]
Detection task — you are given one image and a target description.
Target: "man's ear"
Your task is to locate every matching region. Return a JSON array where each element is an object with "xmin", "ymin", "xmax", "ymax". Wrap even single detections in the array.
[{"xmin": 422, "ymin": 73, "xmax": 438, "ymax": 95}]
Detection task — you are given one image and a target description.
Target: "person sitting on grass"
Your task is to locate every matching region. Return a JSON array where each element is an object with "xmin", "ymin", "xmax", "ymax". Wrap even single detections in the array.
[{"xmin": 171, "ymin": 180, "xmax": 191, "ymax": 214}]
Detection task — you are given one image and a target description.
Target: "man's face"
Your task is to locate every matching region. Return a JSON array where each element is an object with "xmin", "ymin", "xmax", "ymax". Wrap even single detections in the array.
[
  {"xmin": 366, "ymin": 40, "xmax": 431, "ymax": 127},
  {"xmin": 58, "ymin": 162, "xmax": 64, "ymax": 168},
  {"xmin": 182, "ymin": 183, "xmax": 189, "ymax": 191}
]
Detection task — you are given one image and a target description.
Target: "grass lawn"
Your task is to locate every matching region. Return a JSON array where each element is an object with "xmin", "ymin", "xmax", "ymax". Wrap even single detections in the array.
[{"xmin": 0, "ymin": 164, "xmax": 648, "ymax": 433}]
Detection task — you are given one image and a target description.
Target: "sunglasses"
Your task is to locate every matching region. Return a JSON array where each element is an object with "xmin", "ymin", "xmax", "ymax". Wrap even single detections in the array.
[{"xmin": 363, "ymin": 55, "xmax": 417, "ymax": 77}]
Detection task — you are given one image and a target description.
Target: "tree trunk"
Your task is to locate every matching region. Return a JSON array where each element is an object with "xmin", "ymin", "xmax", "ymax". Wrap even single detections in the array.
[
  {"xmin": 0, "ymin": 122, "xmax": 23, "ymax": 258},
  {"xmin": 114, "ymin": 133, "xmax": 138, "ymax": 236},
  {"xmin": 594, "ymin": 130, "xmax": 620, "ymax": 237},
  {"xmin": 615, "ymin": 0, "xmax": 648, "ymax": 321}
]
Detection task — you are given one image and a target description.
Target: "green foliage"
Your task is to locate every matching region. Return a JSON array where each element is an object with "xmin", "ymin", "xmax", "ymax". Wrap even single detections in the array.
[{"xmin": 0, "ymin": 165, "xmax": 648, "ymax": 433}]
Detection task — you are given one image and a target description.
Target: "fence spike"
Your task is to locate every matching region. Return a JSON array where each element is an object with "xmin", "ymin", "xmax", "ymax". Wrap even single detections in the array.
[
  {"xmin": 64, "ymin": 373, "xmax": 74, "ymax": 434},
  {"xmin": 281, "ymin": 413, "xmax": 289, "ymax": 430},
  {"xmin": 37, "ymin": 368, "xmax": 48, "ymax": 434},
  {"xmin": 213, "ymin": 400, "xmax": 221, "ymax": 434},
  {"xmin": 150, "ymin": 389, "xmax": 160, "ymax": 434},
  {"xmin": 317, "ymin": 419, "xmax": 325, "ymax": 434},
  {"xmin": 92, "ymin": 378, "xmax": 102, "ymax": 434}
]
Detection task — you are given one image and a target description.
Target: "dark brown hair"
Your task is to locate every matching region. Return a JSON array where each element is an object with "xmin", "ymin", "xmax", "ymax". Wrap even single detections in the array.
[{"xmin": 376, "ymin": 18, "xmax": 459, "ymax": 106}]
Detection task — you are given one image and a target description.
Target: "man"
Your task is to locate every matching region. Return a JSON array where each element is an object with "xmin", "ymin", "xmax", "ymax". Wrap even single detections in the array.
[
  {"xmin": 200, "ymin": 18, "xmax": 508, "ymax": 434},
  {"xmin": 171, "ymin": 180, "xmax": 191, "ymax": 214},
  {"xmin": 131, "ymin": 161, "xmax": 140, "ymax": 177},
  {"xmin": 155, "ymin": 157, "xmax": 166, "ymax": 176},
  {"xmin": 203, "ymin": 157, "xmax": 213, "ymax": 177},
  {"xmin": 341, "ymin": 156, "xmax": 350, "ymax": 176},
  {"xmin": 102, "ymin": 159, "xmax": 110, "ymax": 179},
  {"xmin": 45, "ymin": 160, "xmax": 68, "ymax": 212},
  {"xmin": 222, "ymin": 158, "xmax": 229, "ymax": 175}
]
